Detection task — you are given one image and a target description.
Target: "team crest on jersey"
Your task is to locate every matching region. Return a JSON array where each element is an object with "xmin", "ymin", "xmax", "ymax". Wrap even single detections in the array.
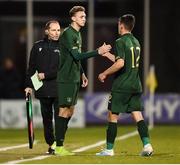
[
  {"xmin": 72, "ymin": 46, "xmax": 78, "ymax": 49},
  {"xmin": 67, "ymin": 97, "xmax": 72, "ymax": 103},
  {"xmin": 39, "ymin": 47, "xmax": 42, "ymax": 52}
]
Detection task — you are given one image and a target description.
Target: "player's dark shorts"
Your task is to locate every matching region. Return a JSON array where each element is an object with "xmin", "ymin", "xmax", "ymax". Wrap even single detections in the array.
[
  {"xmin": 108, "ymin": 92, "xmax": 143, "ymax": 114},
  {"xmin": 57, "ymin": 82, "xmax": 80, "ymax": 107}
]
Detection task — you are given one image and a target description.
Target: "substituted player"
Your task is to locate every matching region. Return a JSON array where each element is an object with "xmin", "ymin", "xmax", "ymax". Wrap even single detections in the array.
[{"xmin": 96, "ymin": 14, "xmax": 153, "ymax": 156}]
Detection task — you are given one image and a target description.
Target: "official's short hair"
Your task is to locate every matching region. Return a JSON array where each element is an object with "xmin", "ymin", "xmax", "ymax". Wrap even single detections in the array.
[
  {"xmin": 45, "ymin": 20, "xmax": 59, "ymax": 30},
  {"xmin": 119, "ymin": 14, "xmax": 135, "ymax": 31},
  {"xmin": 69, "ymin": 6, "xmax": 85, "ymax": 17}
]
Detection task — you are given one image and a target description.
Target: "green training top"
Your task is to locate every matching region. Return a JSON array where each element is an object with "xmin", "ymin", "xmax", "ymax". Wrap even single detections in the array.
[
  {"xmin": 112, "ymin": 33, "xmax": 142, "ymax": 93},
  {"xmin": 57, "ymin": 25, "xmax": 99, "ymax": 83}
]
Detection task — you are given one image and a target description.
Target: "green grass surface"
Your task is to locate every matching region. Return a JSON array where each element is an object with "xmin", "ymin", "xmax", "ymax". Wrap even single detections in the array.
[{"xmin": 0, "ymin": 125, "xmax": 180, "ymax": 164}]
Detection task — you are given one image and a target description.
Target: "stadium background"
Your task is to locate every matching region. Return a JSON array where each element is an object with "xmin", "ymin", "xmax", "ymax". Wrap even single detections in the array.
[
  {"xmin": 0, "ymin": 0, "xmax": 180, "ymax": 164},
  {"xmin": 1, "ymin": 0, "xmax": 180, "ymax": 93}
]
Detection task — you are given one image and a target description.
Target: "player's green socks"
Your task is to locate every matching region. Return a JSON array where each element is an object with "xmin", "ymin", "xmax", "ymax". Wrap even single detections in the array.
[
  {"xmin": 137, "ymin": 120, "xmax": 150, "ymax": 146},
  {"xmin": 106, "ymin": 122, "xmax": 117, "ymax": 150},
  {"xmin": 55, "ymin": 116, "xmax": 67, "ymax": 146}
]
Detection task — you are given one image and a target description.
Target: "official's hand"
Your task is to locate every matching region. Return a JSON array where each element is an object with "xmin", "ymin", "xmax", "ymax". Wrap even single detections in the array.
[
  {"xmin": 38, "ymin": 73, "xmax": 45, "ymax": 80},
  {"xmin": 81, "ymin": 73, "xmax": 88, "ymax": 87},
  {"xmin": 25, "ymin": 87, "xmax": 33, "ymax": 96},
  {"xmin": 98, "ymin": 73, "xmax": 107, "ymax": 83},
  {"xmin": 98, "ymin": 43, "xmax": 111, "ymax": 55}
]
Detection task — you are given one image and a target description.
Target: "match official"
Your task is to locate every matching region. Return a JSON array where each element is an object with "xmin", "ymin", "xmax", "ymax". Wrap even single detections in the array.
[{"xmin": 25, "ymin": 20, "xmax": 60, "ymax": 154}]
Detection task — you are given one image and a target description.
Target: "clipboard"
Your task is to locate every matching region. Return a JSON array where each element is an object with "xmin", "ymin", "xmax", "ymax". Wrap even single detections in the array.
[{"xmin": 31, "ymin": 71, "xmax": 43, "ymax": 91}]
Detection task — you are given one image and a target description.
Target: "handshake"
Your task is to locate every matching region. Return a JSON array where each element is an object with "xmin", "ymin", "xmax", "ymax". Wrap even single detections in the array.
[
  {"xmin": 97, "ymin": 43, "xmax": 117, "ymax": 83},
  {"xmin": 97, "ymin": 43, "xmax": 112, "ymax": 56}
]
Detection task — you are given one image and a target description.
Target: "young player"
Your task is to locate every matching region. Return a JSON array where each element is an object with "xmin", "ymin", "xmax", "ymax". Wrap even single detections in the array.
[
  {"xmin": 55, "ymin": 6, "xmax": 111, "ymax": 156},
  {"xmin": 96, "ymin": 14, "xmax": 153, "ymax": 156}
]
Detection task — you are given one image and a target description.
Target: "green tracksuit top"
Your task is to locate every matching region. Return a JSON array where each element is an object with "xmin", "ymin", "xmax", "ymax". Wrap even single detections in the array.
[
  {"xmin": 112, "ymin": 33, "xmax": 142, "ymax": 93},
  {"xmin": 57, "ymin": 25, "xmax": 99, "ymax": 83}
]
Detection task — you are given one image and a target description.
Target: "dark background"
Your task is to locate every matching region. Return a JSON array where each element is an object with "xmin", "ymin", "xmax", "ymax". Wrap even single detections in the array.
[{"xmin": 0, "ymin": 0, "xmax": 180, "ymax": 98}]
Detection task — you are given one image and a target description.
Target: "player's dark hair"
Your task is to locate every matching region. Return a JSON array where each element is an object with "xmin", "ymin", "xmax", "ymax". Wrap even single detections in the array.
[
  {"xmin": 119, "ymin": 14, "xmax": 135, "ymax": 31},
  {"xmin": 69, "ymin": 6, "xmax": 85, "ymax": 17}
]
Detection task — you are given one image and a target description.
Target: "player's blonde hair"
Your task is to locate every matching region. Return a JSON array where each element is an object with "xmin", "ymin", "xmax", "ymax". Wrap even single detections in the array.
[{"xmin": 69, "ymin": 6, "xmax": 85, "ymax": 17}]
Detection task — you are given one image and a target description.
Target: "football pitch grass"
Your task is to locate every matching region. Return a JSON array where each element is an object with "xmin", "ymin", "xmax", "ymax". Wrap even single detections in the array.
[{"xmin": 0, "ymin": 125, "xmax": 180, "ymax": 164}]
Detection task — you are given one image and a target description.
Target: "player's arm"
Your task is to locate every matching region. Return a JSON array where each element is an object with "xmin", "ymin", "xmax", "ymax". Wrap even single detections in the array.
[
  {"xmin": 101, "ymin": 42, "xmax": 115, "ymax": 62},
  {"xmin": 71, "ymin": 48, "xmax": 98, "ymax": 60},
  {"xmin": 80, "ymin": 64, "xmax": 88, "ymax": 87},
  {"xmin": 70, "ymin": 44, "xmax": 111, "ymax": 60},
  {"xmin": 80, "ymin": 63, "xmax": 85, "ymax": 75},
  {"xmin": 102, "ymin": 40, "xmax": 125, "ymax": 76},
  {"xmin": 102, "ymin": 52, "xmax": 116, "ymax": 62},
  {"xmin": 98, "ymin": 58, "xmax": 124, "ymax": 83},
  {"xmin": 63, "ymin": 32, "xmax": 111, "ymax": 60},
  {"xmin": 98, "ymin": 40, "xmax": 125, "ymax": 82},
  {"xmin": 104, "ymin": 58, "xmax": 124, "ymax": 75},
  {"xmin": 81, "ymin": 72, "xmax": 88, "ymax": 87}
]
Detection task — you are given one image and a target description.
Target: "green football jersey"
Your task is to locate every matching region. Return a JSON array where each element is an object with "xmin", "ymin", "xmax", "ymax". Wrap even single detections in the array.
[
  {"xmin": 57, "ymin": 25, "xmax": 98, "ymax": 83},
  {"xmin": 112, "ymin": 33, "xmax": 142, "ymax": 93}
]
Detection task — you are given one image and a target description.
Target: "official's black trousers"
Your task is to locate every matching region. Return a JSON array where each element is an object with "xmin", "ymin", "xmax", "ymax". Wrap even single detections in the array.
[{"xmin": 39, "ymin": 97, "xmax": 58, "ymax": 146}]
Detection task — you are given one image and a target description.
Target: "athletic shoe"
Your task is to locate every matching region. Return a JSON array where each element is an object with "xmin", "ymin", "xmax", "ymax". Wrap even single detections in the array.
[
  {"xmin": 140, "ymin": 144, "xmax": 153, "ymax": 156},
  {"xmin": 46, "ymin": 147, "xmax": 55, "ymax": 154},
  {"xmin": 46, "ymin": 141, "xmax": 56, "ymax": 154},
  {"xmin": 51, "ymin": 141, "xmax": 56, "ymax": 150},
  {"xmin": 55, "ymin": 146, "xmax": 75, "ymax": 156},
  {"xmin": 96, "ymin": 149, "xmax": 114, "ymax": 156}
]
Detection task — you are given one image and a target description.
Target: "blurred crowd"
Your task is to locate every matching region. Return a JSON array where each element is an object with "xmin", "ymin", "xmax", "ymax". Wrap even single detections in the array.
[{"xmin": 0, "ymin": 57, "xmax": 24, "ymax": 99}]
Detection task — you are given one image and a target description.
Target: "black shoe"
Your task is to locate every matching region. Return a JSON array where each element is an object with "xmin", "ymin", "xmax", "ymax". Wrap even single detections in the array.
[{"xmin": 46, "ymin": 147, "xmax": 55, "ymax": 154}]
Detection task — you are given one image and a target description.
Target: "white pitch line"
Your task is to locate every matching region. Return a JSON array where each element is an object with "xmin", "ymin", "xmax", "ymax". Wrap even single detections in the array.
[
  {"xmin": 5, "ymin": 129, "xmax": 140, "ymax": 164},
  {"xmin": 0, "ymin": 140, "xmax": 38, "ymax": 152},
  {"xmin": 5, "ymin": 155, "xmax": 52, "ymax": 164},
  {"xmin": 73, "ymin": 130, "xmax": 138, "ymax": 152},
  {"xmin": 73, "ymin": 140, "xmax": 106, "ymax": 153},
  {"xmin": 116, "ymin": 130, "xmax": 138, "ymax": 141},
  {"xmin": 0, "ymin": 144, "xmax": 29, "ymax": 152}
]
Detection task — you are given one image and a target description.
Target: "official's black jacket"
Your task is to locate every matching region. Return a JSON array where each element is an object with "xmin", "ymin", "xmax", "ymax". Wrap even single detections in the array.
[{"xmin": 26, "ymin": 38, "xmax": 60, "ymax": 98}]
